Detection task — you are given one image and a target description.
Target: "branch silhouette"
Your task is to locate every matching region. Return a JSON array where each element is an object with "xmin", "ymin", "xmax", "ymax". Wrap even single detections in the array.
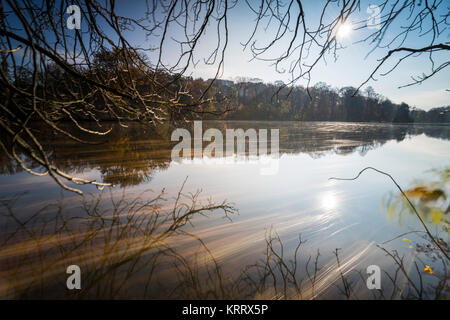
[{"xmin": 329, "ymin": 167, "xmax": 449, "ymax": 260}]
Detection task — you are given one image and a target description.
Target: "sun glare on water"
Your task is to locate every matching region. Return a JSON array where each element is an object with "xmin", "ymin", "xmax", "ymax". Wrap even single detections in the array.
[{"xmin": 321, "ymin": 192, "xmax": 339, "ymax": 210}]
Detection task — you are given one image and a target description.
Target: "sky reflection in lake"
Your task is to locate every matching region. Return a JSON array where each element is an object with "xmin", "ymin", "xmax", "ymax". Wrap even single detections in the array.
[{"xmin": 0, "ymin": 121, "xmax": 449, "ymax": 298}]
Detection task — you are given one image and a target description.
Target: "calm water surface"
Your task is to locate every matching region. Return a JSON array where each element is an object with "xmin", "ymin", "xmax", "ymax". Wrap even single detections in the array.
[{"xmin": 1, "ymin": 121, "xmax": 449, "ymax": 299}]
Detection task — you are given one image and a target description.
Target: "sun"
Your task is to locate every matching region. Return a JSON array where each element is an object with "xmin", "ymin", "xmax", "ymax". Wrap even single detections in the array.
[{"xmin": 337, "ymin": 21, "xmax": 353, "ymax": 39}]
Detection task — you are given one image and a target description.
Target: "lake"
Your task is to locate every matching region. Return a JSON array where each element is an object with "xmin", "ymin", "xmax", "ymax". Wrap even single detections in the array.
[{"xmin": 0, "ymin": 121, "xmax": 449, "ymax": 299}]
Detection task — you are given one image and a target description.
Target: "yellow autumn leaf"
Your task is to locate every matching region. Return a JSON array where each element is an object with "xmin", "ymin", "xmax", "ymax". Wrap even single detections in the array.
[
  {"xmin": 429, "ymin": 209, "xmax": 443, "ymax": 224},
  {"xmin": 405, "ymin": 186, "xmax": 446, "ymax": 203},
  {"xmin": 424, "ymin": 265, "xmax": 433, "ymax": 275},
  {"xmin": 402, "ymin": 238, "xmax": 410, "ymax": 242}
]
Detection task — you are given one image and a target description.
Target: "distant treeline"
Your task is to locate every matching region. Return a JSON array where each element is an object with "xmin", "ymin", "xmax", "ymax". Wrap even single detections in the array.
[
  {"xmin": 195, "ymin": 79, "xmax": 450, "ymax": 123},
  {"xmin": 4, "ymin": 46, "xmax": 447, "ymax": 124}
]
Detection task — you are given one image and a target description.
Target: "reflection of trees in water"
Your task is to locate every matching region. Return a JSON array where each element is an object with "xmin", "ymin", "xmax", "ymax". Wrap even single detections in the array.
[
  {"xmin": 0, "ymin": 183, "xmax": 237, "ymax": 299},
  {"xmin": 280, "ymin": 122, "xmax": 447, "ymax": 158},
  {"xmin": 1, "ymin": 122, "xmax": 449, "ymax": 187},
  {"xmin": 0, "ymin": 185, "xmax": 447, "ymax": 299},
  {"xmin": 0, "ymin": 123, "xmax": 173, "ymax": 187}
]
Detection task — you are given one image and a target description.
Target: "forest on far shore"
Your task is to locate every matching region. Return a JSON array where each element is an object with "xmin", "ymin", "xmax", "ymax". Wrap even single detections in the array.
[
  {"xmin": 3, "ymin": 47, "xmax": 448, "ymax": 125},
  {"xmin": 195, "ymin": 78, "xmax": 450, "ymax": 123}
]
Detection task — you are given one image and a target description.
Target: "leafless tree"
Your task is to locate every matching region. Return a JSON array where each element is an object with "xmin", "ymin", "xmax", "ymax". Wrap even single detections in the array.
[
  {"xmin": 1, "ymin": 0, "xmax": 448, "ymax": 193},
  {"xmin": 0, "ymin": 0, "xmax": 233, "ymax": 193},
  {"xmin": 241, "ymin": 0, "xmax": 449, "ymax": 94}
]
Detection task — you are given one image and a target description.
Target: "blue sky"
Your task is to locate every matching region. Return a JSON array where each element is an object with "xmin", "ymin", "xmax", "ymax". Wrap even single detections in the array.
[
  {"xmin": 119, "ymin": 0, "xmax": 449, "ymax": 110},
  {"xmin": 7, "ymin": 0, "xmax": 450, "ymax": 110}
]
